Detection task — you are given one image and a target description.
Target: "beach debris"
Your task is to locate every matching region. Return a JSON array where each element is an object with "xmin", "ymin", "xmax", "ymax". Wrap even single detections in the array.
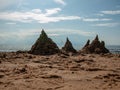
[
  {"xmin": 29, "ymin": 29, "xmax": 60, "ymax": 55},
  {"xmin": 80, "ymin": 35, "xmax": 109, "ymax": 54}
]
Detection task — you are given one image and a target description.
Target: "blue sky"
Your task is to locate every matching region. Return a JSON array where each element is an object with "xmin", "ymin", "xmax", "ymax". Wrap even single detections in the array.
[{"xmin": 0, "ymin": 0, "xmax": 120, "ymax": 50}]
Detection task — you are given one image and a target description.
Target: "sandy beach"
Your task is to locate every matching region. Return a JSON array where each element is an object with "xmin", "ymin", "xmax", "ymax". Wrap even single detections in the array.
[
  {"xmin": 0, "ymin": 0, "xmax": 120, "ymax": 90},
  {"xmin": 0, "ymin": 52, "xmax": 120, "ymax": 90}
]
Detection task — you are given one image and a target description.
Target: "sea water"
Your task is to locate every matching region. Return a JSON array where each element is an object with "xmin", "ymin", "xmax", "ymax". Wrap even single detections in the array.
[
  {"xmin": 106, "ymin": 45, "xmax": 120, "ymax": 54},
  {"xmin": 0, "ymin": 45, "xmax": 120, "ymax": 54}
]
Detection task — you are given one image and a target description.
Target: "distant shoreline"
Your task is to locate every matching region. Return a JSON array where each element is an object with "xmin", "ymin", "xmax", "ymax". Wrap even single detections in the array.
[
  {"xmin": 0, "ymin": 49, "xmax": 120, "ymax": 54},
  {"xmin": 0, "ymin": 45, "xmax": 120, "ymax": 54}
]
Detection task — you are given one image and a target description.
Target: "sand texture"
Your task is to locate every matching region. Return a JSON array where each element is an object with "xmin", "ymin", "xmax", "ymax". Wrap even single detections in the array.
[{"xmin": 0, "ymin": 52, "xmax": 120, "ymax": 90}]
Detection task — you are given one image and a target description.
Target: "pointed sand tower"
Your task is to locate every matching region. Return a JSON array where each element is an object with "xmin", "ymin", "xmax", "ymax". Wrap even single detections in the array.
[
  {"xmin": 30, "ymin": 29, "xmax": 60, "ymax": 55},
  {"xmin": 62, "ymin": 37, "xmax": 77, "ymax": 53},
  {"xmin": 80, "ymin": 35, "xmax": 109, "ymax": 54}
]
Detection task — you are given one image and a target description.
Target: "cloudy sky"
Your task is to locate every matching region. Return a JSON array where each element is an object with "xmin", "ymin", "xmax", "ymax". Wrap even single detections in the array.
[{"xmin": 0, "ymin": 0, "xmax": 120, "ymax": 50}]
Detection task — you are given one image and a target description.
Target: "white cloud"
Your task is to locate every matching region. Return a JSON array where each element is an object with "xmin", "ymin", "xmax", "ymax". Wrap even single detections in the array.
[
  {"xmin": 96, "ymin": 13, "xmax": 104, "ymax": 16},
  {"xmin": 32, "ymin": 9, "xmax": 41, "ymax": 13},
  {"xmin": 93, "ymin": 23, "xmax": 120, "ymax": 27},
  {"xmin": 0, "ymin": 8, "xmax": 81, "ymax": 23},
  {"xmin": 54, "ymin": 0, "xmax": 66, "ymax": 5},
  {"xmin": 31, "ymin": 29, "xmax": 95, "ymax": 37},
  {"xmin": 48, "ymin": 34, "xmax": 60, "ymax": 36},
  {"xmin": 48, "ymin": 29, "xmax": 95, "ymax": 36},
  {"xmin": 0, "ymin": 29, "xmax": 95, "ymax": 39},
  {"xmin": 101, "ymin": 10, "xmax": 120, "ymax": 15},
  {"xmin": 6, "ymin": 22, "xmax": 16, "ymax": 25},
  {"xmin": 82, "ymin": 18, "xmax": 111, "ymax": 22},
  {"xmin": 45, "ymin": 8, "xmax": 61, "ymax": 16}
]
